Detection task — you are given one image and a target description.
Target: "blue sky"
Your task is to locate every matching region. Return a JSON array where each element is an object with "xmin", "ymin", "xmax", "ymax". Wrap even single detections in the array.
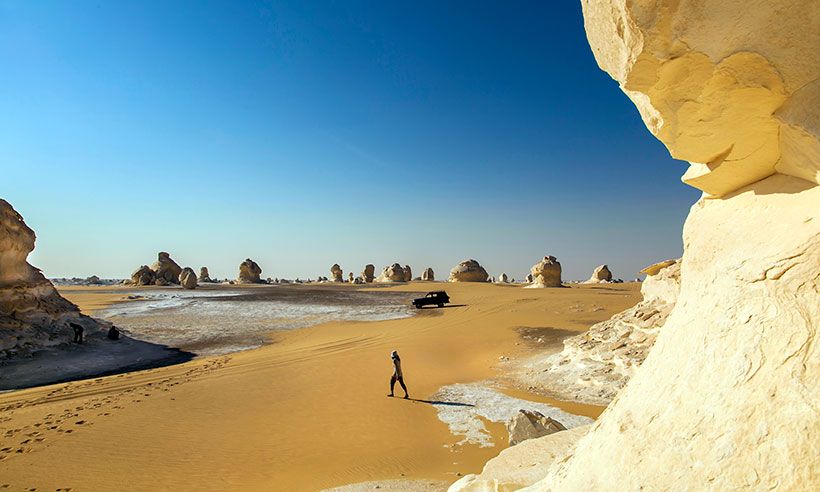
[{"xmin": 0, "ymin": 1, "xmax": 699, "ymax": 281}]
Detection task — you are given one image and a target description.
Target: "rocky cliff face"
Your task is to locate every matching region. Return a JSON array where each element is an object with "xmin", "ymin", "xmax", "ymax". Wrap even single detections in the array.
[
  {"xmin": 0, "ymin": 199, "xmax": 102, "ymax": 358},
  {"xmin": 526, "ymin": 1, "xmax": 820, "ymax": 490},
  {"xmin": 453, "ymin": 1, "xmax": 819, "ymax": 490}
]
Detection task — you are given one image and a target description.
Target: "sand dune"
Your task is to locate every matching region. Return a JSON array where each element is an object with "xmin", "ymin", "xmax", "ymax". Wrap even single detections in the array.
[{"xmin": 0, "ymin": 281, "xmax": 639, "ymax": 491}]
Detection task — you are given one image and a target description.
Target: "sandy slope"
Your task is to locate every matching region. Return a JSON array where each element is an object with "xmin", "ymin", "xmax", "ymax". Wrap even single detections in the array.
[{"xmin": 0, "ymin": 281, "xmax": 639, "ymax": 491}]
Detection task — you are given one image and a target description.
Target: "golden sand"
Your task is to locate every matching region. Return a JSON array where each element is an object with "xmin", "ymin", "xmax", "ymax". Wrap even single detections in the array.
[{"xmin": 0, "ymin": 282, "xmax": 639, "ymax": 491}]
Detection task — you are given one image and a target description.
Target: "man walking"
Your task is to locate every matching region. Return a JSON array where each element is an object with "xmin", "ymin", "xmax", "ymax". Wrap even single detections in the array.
[
  {"xmin": 69, "ymin": 322, "xmax": 84, "ymax": 344},
  {"xmin": 388, "ymin": 350, "xmax": 409, "ymax": 399}
]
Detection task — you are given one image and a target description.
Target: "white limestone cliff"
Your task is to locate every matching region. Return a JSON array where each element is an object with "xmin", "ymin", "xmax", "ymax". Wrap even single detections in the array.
[{"xmin": 454, "ymin": 1, "xmax": 819, "ymax": 490}]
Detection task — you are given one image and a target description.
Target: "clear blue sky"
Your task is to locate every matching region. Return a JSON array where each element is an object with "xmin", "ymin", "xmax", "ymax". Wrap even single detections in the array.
[{"xmin": 1, "ymin": 1, "xmax": 699, "ymax": 281}]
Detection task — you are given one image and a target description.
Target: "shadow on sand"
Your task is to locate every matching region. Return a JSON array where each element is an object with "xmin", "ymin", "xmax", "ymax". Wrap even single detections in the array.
[
  {"xmin": 396, "ymin": 397, "xmax": 474, "ymax": 407},
  {"xmin": 415, "ymin": 304, "xmax": 467, "ymax": 309}
]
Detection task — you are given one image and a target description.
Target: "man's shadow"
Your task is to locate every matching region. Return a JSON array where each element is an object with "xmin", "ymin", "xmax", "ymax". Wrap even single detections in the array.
[{"xmin": 405, "ymin": 398, "xmax": 474, "ymax": 407}]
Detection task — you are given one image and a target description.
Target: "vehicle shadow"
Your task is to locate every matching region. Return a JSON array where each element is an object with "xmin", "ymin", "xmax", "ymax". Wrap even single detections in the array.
[{"xmin": 415, "ymin": 304, "xmax": 467, "ymax": 309}]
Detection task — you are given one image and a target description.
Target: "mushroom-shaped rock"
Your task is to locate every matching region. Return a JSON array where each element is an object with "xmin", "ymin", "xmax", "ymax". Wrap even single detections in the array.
[
  {"xmin": 448, "ymin": 259, "xmax": 489, "ymax": 282},
  {"xmin": 151, "ymin": 252, "xmax": 182, "ymax": 285},
  {"xmin": 403, "ymin": 265, "xmax": 412, "ymax": 282},
  {"xmin": 131, "ymin": 265, "xmax": 156, "ymax": 286},
  {"xmin": 348, "ymin": 272, "xmax": 354, "ymax": 283},
  {"xmin": 375, "ymin": 263, "xmax": 406, "ymax": 283},
  {"xmin": 361, "ymin": 264, "xmax": 375, "ymax": 283},
  {"xmin": 198, "ymin": 267, "xmax": 212, "ymax": 283},
  {"xmin": 526, "ymin": 256, "xmax": 562, "ymax": 288},
  {"xmin": 179, "ymin": 267, "xmax": 198, "ymax": 289},
  {"xmin": 422, "ymin": 267, "xmax": 435, "ymax": 281},
  {"xmin": 330, "ymin": 264, "xmax": 344, "ymax": 282},
  {"xmin": 0, "ymin": 199, "xmax": 102, "ymax": 358},
  {"xmin": 506, "ymin": 410, "xmax": 566, "ymax": 446},
  {"xmin": 529, "ymin": 1, "xmax": 820, "ymax": 490},
  {"xmin": 525, "ymin": 273, "xmax": 534, "ymax": 283},
  {"xmin": 586, "ymin": 265, "xmax": 612, "ymax": 283},
  {"xmin": 237, "ymin": 258, "xmax": 263, "ymax": 284}
]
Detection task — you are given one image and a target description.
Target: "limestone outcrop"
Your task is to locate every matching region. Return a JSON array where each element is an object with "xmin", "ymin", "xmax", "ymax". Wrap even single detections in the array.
[
  {"xmin": 449, "ymin": 426, "xmax": 589, "ymax": 492},
  {"xmin": 237, "ymin": 259, "xmax": 263, "ymax": 284},
  {"xmin": 448, "ymin": 259, "xmax": 489, "ymax": 282},
  {"xmin": 525, "ymin": 273, "xmax": 534, "ymax": 283},
  {"xmin": 525, "ymin": 256, "xmax": 562, "ymax": 288},
  {"xmin": 498, "ymin": 273, "xmax": 508, "ymax": 283},
  {"xmin": 0, "ymin": 199, "xmax": 103, "ymax": 358},
  {"xmin": 403, "ymin": 265, "xmax": 412, "ymax": 282},
  {"xmin": 507, "ymin": 410, "xmax": 567, "ymax": 446},
  {"xmin": 525, "ymin": 259, "xmax": 680, "ymax": 405},
  {"xmin": 361, "ymin": 264, "xmax": 375, "ymax": 283},
  {"xmin": 422, "ymin": 267, "xmax": 434, "ymax": 281},
  {"xmin": 330, "ymin": 264, "xmax": 344, "ymax": 282},
  {"xmin": 585, "ymin": 264, "xmax": 612, "ymax": 283},
  {"xmin": 198, "ymin": 267, "xmax": 212, "ymax": 283},
  {"xmin": 151, "ymin": 252, "xmax": 182, "ymax": 285},
  {"xmin": 179, "ymin": 267, "xmax": 198, "ymax": 290},
  {"xmin": 375, "ymin": 263, "xmax": 406, "ymax": 283},
  {"xmin": 131, "ymin": 265, "xmax": 155, "ymax": 286},
  {"xmin": 521, "ymin": 2, "xmax": 820, "ymax": 490}
]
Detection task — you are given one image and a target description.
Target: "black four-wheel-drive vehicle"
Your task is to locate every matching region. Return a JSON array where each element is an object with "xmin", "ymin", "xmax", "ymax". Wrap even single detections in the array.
[{"xmin": 412, "ymin": 291, "xmax": 450, "ymax": 308}]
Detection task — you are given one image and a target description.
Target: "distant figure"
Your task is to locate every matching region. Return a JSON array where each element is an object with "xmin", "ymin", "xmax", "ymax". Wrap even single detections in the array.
[
  {"xmin": 107, "ymin": 325, "xmax": 120, "ymax": 340},
  {"xmin": 388, "ymin": 350, "xmax": 409, "ymax": 399},
  {"xmin": 69, "ymin": 322, "xmax": 84, "ymax": 344}
]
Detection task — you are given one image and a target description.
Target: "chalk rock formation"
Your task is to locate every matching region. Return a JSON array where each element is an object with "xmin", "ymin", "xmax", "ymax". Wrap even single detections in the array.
[
  {"xmin": 498, "ymin": 273, "xmax": 509, "ymax": 283},
  {"xmin": 347, "ymin": 272, "xmax": 354, "ymax": 283},
  {"xmin": 375, "ymin": 263, "xmax": 406, "ymax": 283},
  {"xmin": 585, "ymin": 264, "xmax": 612, "ymax": 283},
  {"xmin": 237, "ymin": 258, "xmax": 263, "ymax": 284},
  {"xmin": 507, "ymin": 410, "xmax": 567, "ymax": 446},
  {"xmin": 449, "ymin": 426, "xmax": 590, "ymax": 492},
  {"xmin": 179, "ymin": 267, "xmax": 198, "ymax": 290},
  {"xmin": 524, "ymin": 2, "xmax": 820, "ymax": 490},
  {"xmin": 448, "ymin": 259, "xmax": 489, "ymax": 282},
  {"xmin": 0, "ymin": 199, "xmax": 103, "ymax": 357},
  {"xmin": 131, "ymin": 265, "xmax": 155, "ymax": 286},
  {"xmin": 525, "ymin": 273, "xmax": 534, "ymax": 283},
  {"xmin": 422, "ymin": 267, "xmax": 434, "ymax": 281},
  {"xmin": 403, "ymin": 265, "xmax": 412, "ymax": 282},
  {"xmin": 526, "ymin": 259, "xmax": 680, "ymax": 405},
  {"xmin": 151, "ymin": 252, "xmax": 182, "ymax": 285},
  {"xmin": 525, "ymin": 256, "xmax": 562, "ymax": 288},
  {"xmin": 361, "ymin": 264, "xmax": 375, "ymax": 283},
  {"xmin": 198, "ymin": 267, "xmax": 212, "ymax": 283},
  {"xmin": 330, "ymin": 264, "xmax": 344, "ymax": 282}
]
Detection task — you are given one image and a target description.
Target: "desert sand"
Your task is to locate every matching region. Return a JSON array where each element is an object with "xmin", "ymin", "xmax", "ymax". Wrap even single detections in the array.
[{"xmin": 0, "ymin": 281, "xmax": 639, "ymax": 491}]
